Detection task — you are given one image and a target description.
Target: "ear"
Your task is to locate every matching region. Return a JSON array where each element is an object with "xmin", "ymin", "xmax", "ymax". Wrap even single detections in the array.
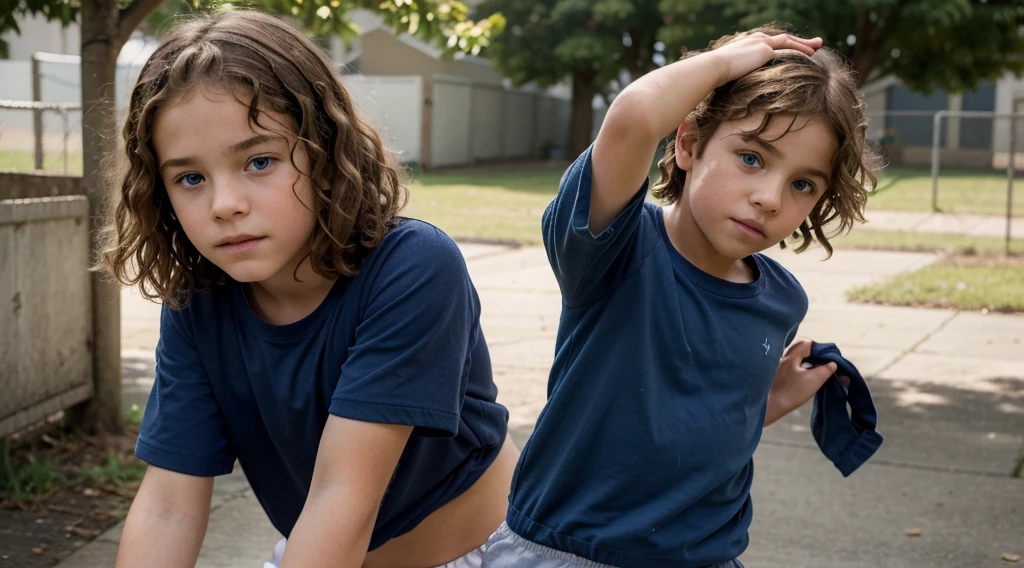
[{"xmin": 674, "ymin": 119, "xmax": 697, "ymax": 171}]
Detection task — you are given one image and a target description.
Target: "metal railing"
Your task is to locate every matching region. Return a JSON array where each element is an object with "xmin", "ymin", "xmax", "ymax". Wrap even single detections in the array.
[
  {"xmin": 0, "ymin": 99, "xmax": 82, "ymax": 175},
  {"xmin": 929, "ymin": 110, "xmax": 1022, "ymax": 253}
]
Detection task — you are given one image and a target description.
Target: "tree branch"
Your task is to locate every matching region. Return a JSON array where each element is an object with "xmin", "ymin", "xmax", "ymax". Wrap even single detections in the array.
[{"xmin": 118, "ymin": 0, "xmax": 167, "ymax": 45}]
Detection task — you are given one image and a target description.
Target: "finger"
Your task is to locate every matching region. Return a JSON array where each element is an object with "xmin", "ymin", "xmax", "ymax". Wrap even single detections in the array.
[
  {"xmin": 783, "ymin": 34, "xmax": 823, "ymax": 48},
  {"xmin": 806, "ymin": 362, "xmax": 838, "ymax": 386},
  {"xmin": 839, "ymin": 375, "xmax": 851, "ymax": 387},
  {"xmin": 787, "ymin": 337, "xmax": 814, "ymax": 358},
  {"xmin": 770, "ymin": 34, "xmax": 819, "ymax": 56}
]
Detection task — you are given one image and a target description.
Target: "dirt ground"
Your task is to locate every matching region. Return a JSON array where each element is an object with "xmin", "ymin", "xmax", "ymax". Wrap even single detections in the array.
[{"xmin": 0, "ymin": 425, "xmax": 141, "ymax": 567}]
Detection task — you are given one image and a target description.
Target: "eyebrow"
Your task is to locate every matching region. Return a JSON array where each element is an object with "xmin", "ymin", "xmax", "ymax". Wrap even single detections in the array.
[
  {"xmin": 751, "ymin": 138, "xmax": 832, "ymax": 184},
  {"xmin": 158, "ymin": 134, "xmax": 282, "ymax": 173}
]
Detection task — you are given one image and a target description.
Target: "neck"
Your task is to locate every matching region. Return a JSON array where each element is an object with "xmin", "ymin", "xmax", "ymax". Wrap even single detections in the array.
[
  {"xmin": 662, "ymin": 201, "xmax": 754, "ymax": 283},
  {"xmin": 246, "ymin": 257, "xmax": 337, "ymax": 325}
]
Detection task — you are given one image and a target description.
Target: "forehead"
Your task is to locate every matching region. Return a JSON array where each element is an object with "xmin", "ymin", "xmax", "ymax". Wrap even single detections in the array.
[
  {"xmin": 151, "ymin": 89, "xmax": 294, "ymax": 155},
  {"xmin": 717, "ymin": 112, "xmax": 838, "ymax": 167}
]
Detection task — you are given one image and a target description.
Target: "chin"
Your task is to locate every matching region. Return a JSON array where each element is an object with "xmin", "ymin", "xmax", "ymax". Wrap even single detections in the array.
[
  {"xmin": 220, "ymin": 263, "xmax": 282, "ymax": 284},
  {"xmin": 709, "ymin": 239, "xmax": 754, "ymax": 262}
]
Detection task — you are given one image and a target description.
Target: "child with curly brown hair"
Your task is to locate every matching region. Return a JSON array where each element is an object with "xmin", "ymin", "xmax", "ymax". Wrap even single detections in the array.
[
  {"xmin": 482, "ymin": 26, "xmax": 881, "ymax": 568},
  {"xmin": 100, "ymin": 10, "xmax": 518, "ymax": 568}
]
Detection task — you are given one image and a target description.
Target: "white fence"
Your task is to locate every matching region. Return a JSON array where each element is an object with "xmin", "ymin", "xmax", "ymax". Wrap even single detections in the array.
[
  {"xmin": 341, "ymin": 74, "xmax": 424, "ymax": 163},
  {"xmin": 430, "ymin": 74, "xmax": 570, "ymax": 167}
]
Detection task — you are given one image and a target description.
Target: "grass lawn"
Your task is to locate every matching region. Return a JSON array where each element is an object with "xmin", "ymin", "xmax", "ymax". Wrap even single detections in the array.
[
  {"xmin": 405, "ymin": 167, "xmax": 564, "ymax": 245},
  {"xmin": 846, "ymin": 255, "xmax": 1024, "ymax": 314},
  {"xmin": 0, "ymin": 149, "xmax": 83, "ymax": 176},
  {"xmin": 831, "ymin": 229, "xmax": 1024, "ymax": 256},
  {"xmin": 870, "ymin": 166, "xmax": 1022, "ymax": 217},
  {"xmin": 404, "ymin": 163, "xmax": 1024, "ymax": 245}
]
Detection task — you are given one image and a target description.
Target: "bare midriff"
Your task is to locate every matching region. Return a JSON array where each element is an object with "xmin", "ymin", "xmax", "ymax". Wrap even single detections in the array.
[{"xmin": 362, "ymin": 435, "xmax": 520, "ymax": 568}]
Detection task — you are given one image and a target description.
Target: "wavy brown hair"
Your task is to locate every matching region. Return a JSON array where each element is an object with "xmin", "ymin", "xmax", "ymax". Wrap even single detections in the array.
[
  {"xmin": 100, "ymin": 10, "xmax": 407, "ymax": 308},
  {"xmin": 654, "ymin": 26, "xmax": 881, "ymax": 257}
]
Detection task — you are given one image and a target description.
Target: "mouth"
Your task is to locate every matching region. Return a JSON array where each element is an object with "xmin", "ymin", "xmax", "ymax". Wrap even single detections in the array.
[
  {"xmin": 216, "ymin": 234, "xmax": 265, "ymax": 253},
  {"xmin": 731, "ymin": 218, "xmax": 766, "ymax": 238}
]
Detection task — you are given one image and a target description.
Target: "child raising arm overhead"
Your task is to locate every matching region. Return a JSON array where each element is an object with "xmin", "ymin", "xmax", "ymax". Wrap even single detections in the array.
[
  {"xmin": 100, "ymin": 10, "xmax": 518, "ymax": 568},
  {"xmin": 482, "ymin": 27, "xmax": 880, "ymax": 568}
]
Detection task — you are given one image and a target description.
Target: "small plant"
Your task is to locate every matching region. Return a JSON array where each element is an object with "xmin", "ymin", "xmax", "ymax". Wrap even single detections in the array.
[
  {"xmin": 125, "ymin": 404, "xmax": 145, "ymax": 427},
  {"xmin": 1, "ymin": 439, "xmax": 66, "ymax": 502},
  {"xmin": 79, "ymin": 452, "xmax": 145, "ymax": 485}
]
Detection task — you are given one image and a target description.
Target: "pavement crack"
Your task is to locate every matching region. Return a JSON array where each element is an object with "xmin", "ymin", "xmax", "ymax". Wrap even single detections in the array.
[
  {"xmin": 760, "ymin": 440, "xmax": 1020, "ymax": 478},
  {"xmin": 869, "ymin": 310, "xmax": 961, "ymax": 378}
]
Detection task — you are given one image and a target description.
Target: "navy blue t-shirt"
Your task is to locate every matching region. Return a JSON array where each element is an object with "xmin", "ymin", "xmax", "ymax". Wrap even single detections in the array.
[
  {"xmin": 506, "ymin": 146, "xmax": 808, "ymax": 568},
  {"xmin": 135, "ymin": 219, "xmax": 508, "ymax": 550}
]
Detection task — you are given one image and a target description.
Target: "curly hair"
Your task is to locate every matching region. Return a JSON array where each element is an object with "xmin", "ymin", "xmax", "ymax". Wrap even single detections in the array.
[
  {"xmin": 653, "ymin": 26, "xmax": 881, "ymax": 257},
  {"xmin": 99, "ymin": 10, "xmax": 407, "ymax": 308}
]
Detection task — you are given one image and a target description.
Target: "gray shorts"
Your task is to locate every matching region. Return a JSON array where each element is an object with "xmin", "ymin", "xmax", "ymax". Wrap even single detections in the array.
[
  {"xmin": 480, "ymin": 523, "xmax": 746, "ymax": 568},
  {"xmin": 264, "ymin": 537, "xmax": 484, "ymax": 568}
]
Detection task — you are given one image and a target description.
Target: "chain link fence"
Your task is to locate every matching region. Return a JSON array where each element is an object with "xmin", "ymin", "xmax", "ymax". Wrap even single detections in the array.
[
  {"xmin": 0, "ymin": 100, "xmax": 82, "ymax": 175},
  {"xmin": 0, "ymin": 53, "xmax": 84, "ymax": 175},
  {"xmin": 863, "ymin": 110, "xmax": 1022, "ymax": 254}
]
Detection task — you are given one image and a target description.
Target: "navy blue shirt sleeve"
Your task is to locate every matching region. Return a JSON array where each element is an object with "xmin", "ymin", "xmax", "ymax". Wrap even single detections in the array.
[
  {"xmin": 135, "ymin": 304, "xmax": 236, "ymax": 477},
  {"xmin": 542, "ymin": 144, "xmax": 649, "ymax": 306},
  {"xmin": 330, "ymin": 224, "xmax": 478, "ymax": 437}
]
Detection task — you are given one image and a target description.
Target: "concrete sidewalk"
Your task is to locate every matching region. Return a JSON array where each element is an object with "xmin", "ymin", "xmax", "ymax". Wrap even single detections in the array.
[
  {"xmin": 857, "ymin": 209, "xmax": 1023, "ymax": 239},
  {"xmin": 59, "ymin": 243, "xmax": 1024, "ymax": 568}
]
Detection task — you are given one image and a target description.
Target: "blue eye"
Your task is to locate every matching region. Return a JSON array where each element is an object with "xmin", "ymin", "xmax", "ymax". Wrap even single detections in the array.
[
  {"xmin": 793, "ymin": 179, "xmax": 814, "ymax": 193},
  {"xmin": 740, "ymin": 152, "xmax": 760, "ymax": 167},
  {"xmin": 181, "ymin": 172, "xmax": 204, "ymax": 187},
  {"xmin": 249, "ymin": 156, "xmax": 273, "ymax": 171}
]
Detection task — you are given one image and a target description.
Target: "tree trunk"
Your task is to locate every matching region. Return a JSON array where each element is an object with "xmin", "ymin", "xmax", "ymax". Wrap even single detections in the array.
[
  {"xmin": 850, "ymin": 9, "xmax": 883, "ymax": 87},
  {"xmin": 71, "ymin": 0, "xmax": 163, "ymax": 434},
  {"xmin": 72, "ymin": 0, "xmax": 124, "ymax": 434},
  {"xmin": 568, "ymin": 70, "xmax": 596, "ymax": 159}
]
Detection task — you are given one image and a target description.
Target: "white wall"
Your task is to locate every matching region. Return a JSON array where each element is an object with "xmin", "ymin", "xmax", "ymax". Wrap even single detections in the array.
[
  {"xmin": 341, "ymin": 74, "xmax": 423, "ymax": 163},
  {"xmin": 993, "ymin": 71, "xmax": 1024, "ymax": 154},
  {"xmin": 431, "ymin": 74, "xmax": 573, "ymax": 167},
  {"xmin": 431, "ymin": 76, "xmax": 474, "ymax": 167},
  {"xmin": 1, "ymin": 14, "xmax": 81, "ymax": 59}
]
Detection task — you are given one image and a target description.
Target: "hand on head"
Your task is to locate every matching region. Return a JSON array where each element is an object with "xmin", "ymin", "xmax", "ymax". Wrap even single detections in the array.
[{"xmin": 713, "ymin": 32, "xmax": 823, "ymax": 85}]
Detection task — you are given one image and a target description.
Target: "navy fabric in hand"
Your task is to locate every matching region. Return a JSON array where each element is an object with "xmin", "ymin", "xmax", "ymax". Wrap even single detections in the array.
[{"xmin": 804, "ymin": 342, "xmax": 884, "ymax": 477}]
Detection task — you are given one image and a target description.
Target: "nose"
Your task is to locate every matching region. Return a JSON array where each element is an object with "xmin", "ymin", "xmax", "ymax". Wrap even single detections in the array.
[
  {"xmin": 749, "ymin": 178, "xmax": 783, "ymax": 214},
  {"xmin": 209, "ymin": 176, "xmax": 250, "ymax": 221}
]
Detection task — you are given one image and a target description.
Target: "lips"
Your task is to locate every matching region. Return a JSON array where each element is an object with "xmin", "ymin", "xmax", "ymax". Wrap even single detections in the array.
[
  {"xmin": 216, "ymin": 234, "xmax": 265, "ymax": 253},
  {"xmin": 731, "ymin": 218, "xmax": 766, "ymax": 238},
  {"xmin": 217, "ymin": 233, "xmax": 262, "ymax": 246}
]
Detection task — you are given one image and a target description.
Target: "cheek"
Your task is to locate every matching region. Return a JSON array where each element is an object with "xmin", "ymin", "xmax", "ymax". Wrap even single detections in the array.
[
  {"xmin": 687, "ymin": 173, "xmax": 730, "ymax": 217},
  {"xmin": 775, "ymin": 197, "xmax": 818, "ymax": 232},
  {"xmin": 166, "ymin": 196, "xmax": 207, "ymax": 241},
  {"xmin": 275, "ymin": 183, "xmax": 318, "ymax": 235}
]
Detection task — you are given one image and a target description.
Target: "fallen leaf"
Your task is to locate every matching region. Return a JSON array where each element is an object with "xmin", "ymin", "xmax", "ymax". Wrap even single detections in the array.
[
  {"xmin": 906, "ymin": 529, "xmax": 922, "ymax": 537},
  {"xmin": 31, "ymin": 548, "xmax": 43, "ymax": 554},
  {"xmin": 1002, "ymin": 553, "xmax": 1021, "ymax": 563},
  {"xmin": 68, "ymin": 526, "xmax": 99, "ymax": 538},
  {"xmin": 82, "ymin": 488, "xmax": 100, "ymax": 497}
]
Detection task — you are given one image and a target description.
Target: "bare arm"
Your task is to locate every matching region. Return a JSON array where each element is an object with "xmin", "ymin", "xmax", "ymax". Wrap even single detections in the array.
[
  {"xmin": 279, "ymin": 416, "xmax": 413, "ymax": 568},
  {"xmin": 115, "ymin": 466, "xmax": 214, "ymax": 568},
  {"xmin": 589, "ymin": 32, "xmax": 823, "ymax": 234}
]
